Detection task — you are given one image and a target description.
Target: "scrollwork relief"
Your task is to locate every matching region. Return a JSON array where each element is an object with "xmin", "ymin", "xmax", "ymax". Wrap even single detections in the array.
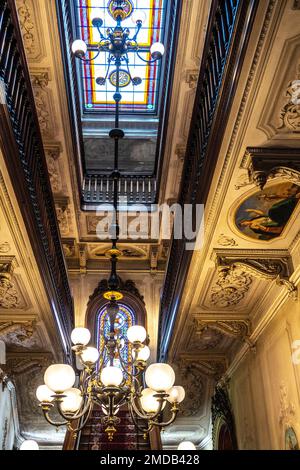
[
  {"xmin": 45, "ymin": 146, "xmax": 62, "ymax": 193},
  {"xmin": 279, "ymin": 81, "xmax": 300, "ymax": 132},
  {"xmin": 16, "ymin": 0, "xmax": 45, "ymax": 61},
  {"xmin": 0, "ymin": 261, "xmax": 20, "ymax": 309},
  {"xmin": 210, "ymin": 267, "xmax": 252, "ymax": 308},
  {"xmin": 217, "ymin": 234, "xmax": 238, "ymax": 247}
]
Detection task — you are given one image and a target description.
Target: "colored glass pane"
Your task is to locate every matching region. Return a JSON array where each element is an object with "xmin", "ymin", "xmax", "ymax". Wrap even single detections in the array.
[
  {"xmin": 97, "ymin": 303, "xmax": 135, "ymax": 379},
  {"xmin": 75, "ymin": 0, "xmax": 166, "ymax": 113}
]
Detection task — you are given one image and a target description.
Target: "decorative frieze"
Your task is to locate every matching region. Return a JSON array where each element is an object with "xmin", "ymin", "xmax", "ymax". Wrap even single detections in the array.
[{"xmin": 16, "ymin": 0, "xmax": 45, "ymax": 61}]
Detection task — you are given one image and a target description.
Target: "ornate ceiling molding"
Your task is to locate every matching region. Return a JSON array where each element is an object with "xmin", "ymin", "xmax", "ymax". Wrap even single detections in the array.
[
  {"xmin": 215, "ymin": 250, "xmax": 297, "ymax": 300},
  {"xmin": 4, "ymin": 352, "xmax": 53, "ymax": 377},
  {"xmin": 16, "ymin": 0, "xmax": 46, "ymax": 62},
  {"xmin": 193, "ymin": 317, "xmax": 252, "ymax": 345},
  {"xmin": 210, "ymin": 266, "xmax": 253, "ymax": 308},
  {"xmin": 0, "ymin": 320, "xmax": 36, "ymax": 342},
  {"xmin": 236, "ymin": 147, "xmax": 300, "ymax": 190},
  {"xmin": 0, "ymin": 257, "xmax": 20, "ymax": 309},
  {"xmin": 44, "ymin": 143, "xmax": 63, "ymax": 194}
]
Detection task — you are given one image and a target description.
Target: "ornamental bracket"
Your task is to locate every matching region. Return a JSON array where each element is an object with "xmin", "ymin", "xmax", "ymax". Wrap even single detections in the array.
[
  {"xmin": 215, "ymin": 251, "xmax": 297, "ymax": 300},
  {"xmin": 236, "ymin": 147, "xmax": 300, "ymax": 190}
]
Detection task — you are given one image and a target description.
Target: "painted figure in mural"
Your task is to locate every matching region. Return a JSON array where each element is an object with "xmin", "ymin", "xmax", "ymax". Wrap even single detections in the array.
[{"xmin": 237, "ymin": 183, "xmax": 300, "ymax": 241}]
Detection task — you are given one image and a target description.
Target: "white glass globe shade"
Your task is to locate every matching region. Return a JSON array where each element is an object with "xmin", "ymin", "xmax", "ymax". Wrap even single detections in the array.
[
  {"xmin": 80, "ymin": 347, "xmax": 100, "ymax": 364},
  {"xmin": 145, "ymin": 363, "xmax": 175, "ymax": 392},
  {"xmin": 44, "ymin": 364, "xmax": 76, "ymax": 393},
  {"xmin": 131, "ymin": 10, "xmax": 147, "ymax": 24},
  {"xmin": 140, "ymin": 388, "xmax": 166, "ymax": 414},
  {"xmin": 150, "ymin": 42, "xmax": 165, "ymax": 59},
  {"xmin": 127, "ymin": 325, "xmax": 147, "ymax": 343},
  {"xmin": 36, "ymin": 384, "xmax": 54, "ymax": 403},
  {"xmin": 101, "ymin": 366, "xmax": 123, "ymax": 387},
  {"xmin": 166, "ymin": 386, "xmax": 185, "ymax": 404},
  {"xmin": 20, "ymin": 440, "xmax": 39, "ymax": 450},
  {"xmin": 178, "ymin": 441, "xmax": 196, "ymax": 450},
  {"xmin": 60, "ymin": 388, "xmax": 83, "ymax": 413},
  {"xmin": 71, "ymin": 327, "xmax": 91, "ymax": 346},
  {"xmin": 132, "ymin": 345, "xmax": 151, "ymax": 362},
  {"xmin": 71, "ymin": 39, "xmax": 87, "ymax": 57}
]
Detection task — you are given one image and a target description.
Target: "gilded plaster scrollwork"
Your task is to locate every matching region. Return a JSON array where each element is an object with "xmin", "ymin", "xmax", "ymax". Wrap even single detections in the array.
[
  {"xmin": 16, "ymin": 0, "xmax": 45, "ymax": 61},
  {"xmin": 0, "ymin": 320, "xmax": 36, "ymax": 346},
  {"xmin": 210, "ymin": 266, "xmax": 252, "ymax": 308},
  {"xmin": 188, "ymin": 325, "xmax": 223, "ymax": 351},
  {"xmin": 217, "ymin": 234, "xmax": 238, "ymax": 247},
  {"xmin": 193, "ymin": 317, "xmax": 251, "ymax": 343},
  {"xmin": 216, "ymin": 254, "xmax": 297, "ymax": 299},
  {"xmin": 279, "ymin": 81, "xmax": 300, "ymax": 132},
  {"xmin": 236, "ymin": 148, "xmax": 300, "ymax": 190},
  {"xmin": 0, "ymin": 259, "xmax": 20, "ymax": 309},
  {"xmin": 45, "ymin": 145, "xmax": 62, "ymax": 194},
  {"xmin": 55, "ymin": 200, "xmax": 73, "ymax": 237}
]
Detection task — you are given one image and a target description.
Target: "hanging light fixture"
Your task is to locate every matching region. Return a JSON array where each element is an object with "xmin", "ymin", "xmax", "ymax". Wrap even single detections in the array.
[
  {"xmin": 71, "ymin": 0, "xmax": 165, "ymax": 88},
  {"xmin": 36, "ymin": 322, "xmax": 185, "ymax": 441},
  {"xmin": 36, "ymin": 1, "xmax": 182, "ymax": 443}
]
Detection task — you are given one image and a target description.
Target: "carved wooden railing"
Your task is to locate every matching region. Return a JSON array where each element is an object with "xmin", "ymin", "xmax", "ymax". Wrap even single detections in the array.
[
  {"xmin": 158, "ymin": 0, "xmax": 259, "ymax": 361},
  {"xmin": 82, "ymin": 174, "xmax": 157, "ymax": 206},
  {"xmin": 0, "ymin": 0, "xmax": 74, "ymax": 360}
]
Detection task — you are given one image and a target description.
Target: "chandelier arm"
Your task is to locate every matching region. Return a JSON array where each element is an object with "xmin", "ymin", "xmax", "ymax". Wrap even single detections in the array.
[
  {"xmin": 41, "ymin": 407, "xmax": 69, "ymax": 427},
  {"xmin": 131, "ymin": 22, "xmax": 142, "ymax": 42},
  {"xmin": 78, "ymin": 49, "xmax": 101, "ymax": 63},
  {"xmin": 136, "ymin": 51, "xmax": 158, "ymax": 64},
  {"xmin": 151, "ymin": 408, "xmax": 179, "ymax": 428},
  {"xmin": 67, "ymin": 400, "xmax": 94, "ymax": 433},
  {"xmin": 128, "ymin": 402, "xmax": 153, "ymax": 434}
]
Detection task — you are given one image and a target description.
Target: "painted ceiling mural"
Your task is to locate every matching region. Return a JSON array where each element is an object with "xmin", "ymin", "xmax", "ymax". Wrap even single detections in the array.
[
  {"xmin": 75, "ymin": 0, "xmax": 166, "ymax": 113},
  {"xmin": 235, "ymin": 182, "xmax": 300, "ymax": 241}
]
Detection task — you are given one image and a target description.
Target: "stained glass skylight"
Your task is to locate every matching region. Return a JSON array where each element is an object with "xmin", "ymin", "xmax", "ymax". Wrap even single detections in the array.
[{"xmin": 75, "ymin": 0, "xmax": 166, "ymax": 114}]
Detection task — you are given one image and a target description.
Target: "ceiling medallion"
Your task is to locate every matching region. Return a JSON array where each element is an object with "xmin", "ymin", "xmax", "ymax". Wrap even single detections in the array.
[
  {"xmin": 109, "ymin": 69, "xmax": 131, "ymax": 88},
  {"xmin": 108, "ymin": 0, "xmax": 134, "ymax": 21}
]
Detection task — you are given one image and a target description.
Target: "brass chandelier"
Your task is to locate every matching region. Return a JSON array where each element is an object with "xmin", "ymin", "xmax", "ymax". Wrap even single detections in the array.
[{"xmin": 36, "ymin": 0, "xmax": 185, "ymax": 443}]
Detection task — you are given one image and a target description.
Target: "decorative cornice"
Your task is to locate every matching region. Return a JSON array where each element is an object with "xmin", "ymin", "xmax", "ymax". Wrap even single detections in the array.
[
  {"xmin": 215, "ymin": 250, "xmax": 297, "ymax": 300},
  {"xmin": 193, "ymin": 317, "xmax": 251, "ymax": 343},
  {"xmin": 4, "ymin": 352, "xmax": 53, "ymax": 377},
  {"xmin": 236, "ymin": 147, "xmax": 300, "ymax": 190}
]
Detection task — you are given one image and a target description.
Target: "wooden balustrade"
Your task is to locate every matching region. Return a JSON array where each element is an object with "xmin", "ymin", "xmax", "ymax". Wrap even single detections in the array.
[
  {"xmin": 158, "ymin": 0, "xmax": 258, "ymax": 361},
  {"xmin": 0, "ymin": 0, "xmax": 74, "ymax": 360},
  {"xmin": 82, "ymin": 175, "xmax": 157, "ymax": 205}
]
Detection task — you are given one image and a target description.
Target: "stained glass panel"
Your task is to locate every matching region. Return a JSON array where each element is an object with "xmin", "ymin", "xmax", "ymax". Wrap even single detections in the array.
[
  {"xmin": 75, "ymin": 0, "xmax": 166, "ymax": 113},
  {"xmin": 97, "ymin": 303, "xmax": 135, "ymax": 377}
]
